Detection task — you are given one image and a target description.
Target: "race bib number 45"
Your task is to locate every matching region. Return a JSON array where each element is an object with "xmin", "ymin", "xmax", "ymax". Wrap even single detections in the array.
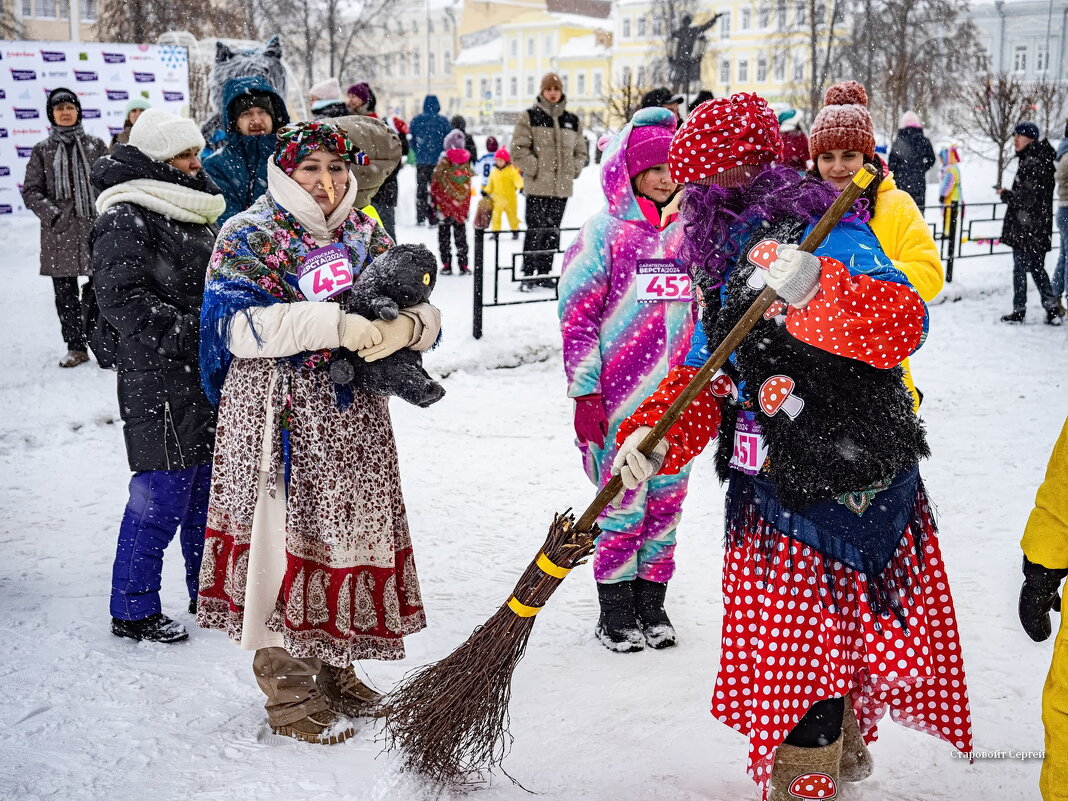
[
  {"xmin": 637, "ymin": 259, "xmax": 693, "ymax": 303},
  {"xmin": 298, "ymin": 244, "xmax": 353, "ymax": 301}
]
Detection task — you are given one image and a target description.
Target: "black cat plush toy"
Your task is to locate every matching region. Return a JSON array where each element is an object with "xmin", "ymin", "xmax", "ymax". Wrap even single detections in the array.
[{"xmin": 330, "ymin": 244, "xmax": 445, "ymax": 407}]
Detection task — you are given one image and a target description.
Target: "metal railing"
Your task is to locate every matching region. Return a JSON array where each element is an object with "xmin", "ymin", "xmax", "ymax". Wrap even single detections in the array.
[
  {"xmin": 472, "ymin": 225, "xmax": 580, "ymax": 339},
  {"xmin": 925, "ymin": 201, "xmax": 1060, "ymax": 283}
]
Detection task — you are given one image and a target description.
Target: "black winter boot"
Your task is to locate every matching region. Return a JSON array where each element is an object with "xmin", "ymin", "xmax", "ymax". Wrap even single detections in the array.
[
  {"xmin": 634, "ymin": 577, "xmax": 677, "ymax": 649},
  {"xmin": 111, "ymin": 613, "xmax": 188, "ymax": 643},
  {"xmin": 1001, "ymin": 310, "xmax": 1026, "ymax": 323},
  {"xmin": 595, "ymin": 581, "xmax": 644, "ymax": 653}
]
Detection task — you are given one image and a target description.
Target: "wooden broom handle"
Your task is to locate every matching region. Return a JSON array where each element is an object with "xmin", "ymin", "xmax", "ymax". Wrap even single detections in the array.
[{"xmin": 575, "ymin": 164, "xmax": 878, "ymax": 533}]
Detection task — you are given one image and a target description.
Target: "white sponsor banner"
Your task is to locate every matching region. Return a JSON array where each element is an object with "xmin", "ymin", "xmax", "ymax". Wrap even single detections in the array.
[{"xmin": 0, "ymin": 40, "xmax": 190, "ymax": 216}]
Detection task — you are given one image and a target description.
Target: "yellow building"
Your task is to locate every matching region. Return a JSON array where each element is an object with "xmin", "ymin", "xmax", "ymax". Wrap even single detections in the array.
[
  {"xmin": 13, "ymin": 0, "xmax": 99, "ymax": 41},
  {"xmin": 453, "ymin": 8, "xmax": 611, "ymax": 127}
]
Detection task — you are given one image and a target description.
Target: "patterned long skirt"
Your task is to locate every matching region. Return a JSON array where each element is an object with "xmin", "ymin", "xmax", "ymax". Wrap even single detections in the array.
[{"xmin": 197, "ymin": 357, "xmax": 426, "ymax": 666}]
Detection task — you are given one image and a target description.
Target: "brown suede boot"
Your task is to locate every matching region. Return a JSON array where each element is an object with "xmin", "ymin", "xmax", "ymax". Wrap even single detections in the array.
[
  {"xmin": 769, "ymin": 738, "xmax": 842, "ymax": 801},
  {"xmin": 317, "ymin": 663, "xmax": 384, "ymax": 718},
  {"xmin": 840, "ymin": 698, "xmax": 874, "ymax": 782},
  {"xmin": 270, "ymin": 709, "xmax": 355, "ymax": 745}
]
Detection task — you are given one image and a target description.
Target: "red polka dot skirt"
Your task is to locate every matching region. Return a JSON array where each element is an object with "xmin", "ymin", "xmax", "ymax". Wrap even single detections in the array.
[{"xmin": 712, "ymin": 488, "xmax": 973, "ymax": 799}]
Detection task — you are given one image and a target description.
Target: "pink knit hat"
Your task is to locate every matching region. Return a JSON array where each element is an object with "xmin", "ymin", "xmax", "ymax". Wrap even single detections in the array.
[
  {"xmin": 809, "ymin": 81, "xmax": 876, "ymax": 160},
  {"xmin": 625, "ymin": 107, "xmax": 678, "ymax": 178}
]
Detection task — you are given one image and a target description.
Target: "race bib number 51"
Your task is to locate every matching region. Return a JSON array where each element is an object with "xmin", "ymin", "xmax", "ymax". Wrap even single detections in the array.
[
  {"xmin": 297, "ymin": 244, "xmax": 353, "ymax": 301},
  {"xmin": 637, "ymin": 259, "xmax": 693, "ymax": 303}
]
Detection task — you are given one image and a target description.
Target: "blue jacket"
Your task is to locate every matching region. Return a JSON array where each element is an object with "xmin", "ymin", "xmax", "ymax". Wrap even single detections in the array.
[
  {"xmin": 203, "ymin": 75, "xmax": 290, "ymax": 224},
  {"xmin": 409, "ymin": 95, "xmax": 450, "ymax": 165}
]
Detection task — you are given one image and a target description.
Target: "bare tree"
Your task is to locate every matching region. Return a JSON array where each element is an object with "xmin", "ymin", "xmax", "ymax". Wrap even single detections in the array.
[
  {"xmin": 840, "ymin": 0, "xmax": 984, "ymax": 133},
  {"xmin": 602, "ymin": 72, "xmax": 645, "ymax": 127},
  {"xmin": 97, "ymin": 0, "xmax": 248, "ymax": 43},
  {"xmin": 1025, "ymin": 76, "xmax": 1068, "ymax": 141},
  {"xmin": 967, "ymin": 72, "xmax": 1033, "ymax": 186},
  {"xmin": 0, "ymin": 0, "xmax": 21, "ymax": 39}
]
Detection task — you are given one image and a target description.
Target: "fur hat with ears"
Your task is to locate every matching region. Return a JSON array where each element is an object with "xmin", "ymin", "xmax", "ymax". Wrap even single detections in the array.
[
  {"xmin": 128, "ymin": 108, "xmax": 205, "ymax": 162},
  {"xmin": 309, "ymin": 77, "xmax": 341, "ymax": 101}
]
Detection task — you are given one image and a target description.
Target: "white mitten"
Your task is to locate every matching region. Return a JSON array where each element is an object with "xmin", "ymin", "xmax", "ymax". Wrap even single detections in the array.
[
  {"xmin": 610, "ymin": 427, "xmax": 669, "ymax": 506},
  {"xmin": 763, "ymin": 243, "xmax": 822, "ymax": 308},
  {"xmin": 341, "ymin": 313, "xmax": 383, "ymax": 351}
]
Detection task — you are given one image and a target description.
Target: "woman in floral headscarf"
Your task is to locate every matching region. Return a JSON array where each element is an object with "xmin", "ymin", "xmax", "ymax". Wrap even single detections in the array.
[{"xmin": 196, "ymin": 121, "xmax": 441, "ymax": 745}]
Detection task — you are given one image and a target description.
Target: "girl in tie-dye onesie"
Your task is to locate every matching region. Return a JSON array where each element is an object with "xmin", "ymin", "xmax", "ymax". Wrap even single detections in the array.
[{"xmin": 558, "ymin": 107, "xmax": 696, "ymax": 653}]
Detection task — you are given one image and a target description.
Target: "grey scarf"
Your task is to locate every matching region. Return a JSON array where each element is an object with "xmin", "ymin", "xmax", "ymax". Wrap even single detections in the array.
[{"xmin": 49, "ymin": 123, "xmax": 95, "ymax": 219}]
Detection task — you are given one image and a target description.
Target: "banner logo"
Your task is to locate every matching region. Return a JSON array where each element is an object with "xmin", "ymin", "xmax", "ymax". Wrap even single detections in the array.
[
  {"xmin": 40, "ymin": 50, "xmax": 66, "ymax": 62},
  {"xmin": 74, "ymin": 70, "xmax": 98, "ymax": 82},
  {"xmin": 101, "ymin": 53, "xmax": 126, "ymax": 64},
  {"xmin": 10, "ymin": 68, "xmax": 36, "ymax": 80},
  {"xmin": 82, "ymin": 109, "xmax": 101, "ymax": 119},
  {"xmin": 162, "ymin": 90, "xmax": 184, "ymax": 102},
  {"xmin": 0, "ymin": 129, "xmax": 8, "ymax": 137},
  {"xmin": 0, "ymin": 167, "xmax": 10, "ymax": 177},
  {"xmin": 0, "ymin": 205, "xmax": 13, "ymax": 214},
  {"xmin": 133, "ymin": 72, "xmax": 155, "ymax": 83},
  {"xmin": 105, "ymin": 89, "xmax": 129, "ymax": 101},
  {"xmin": 16, "ymin": 146, "xmax": 34, "ymax": 158},
  {"xmin": 13, "ymin": 108, "xmax": 39, "ymax": 119}
]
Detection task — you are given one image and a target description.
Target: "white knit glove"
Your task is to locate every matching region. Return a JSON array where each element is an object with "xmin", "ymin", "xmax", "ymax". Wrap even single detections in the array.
[
  {"xmin": 610, "ymin": 427, "xmax": 669, "ymax": 506},
  {"xmin": 340, "ymin": 313, "xmax": 383, "ymax": 351},
  {"xmin": 763, "ymin": 244, "xmax": 822, "ymax": 308},
  {"xmin": 357, "ymin": 314, "xmax": 416, "ymax": 362}
]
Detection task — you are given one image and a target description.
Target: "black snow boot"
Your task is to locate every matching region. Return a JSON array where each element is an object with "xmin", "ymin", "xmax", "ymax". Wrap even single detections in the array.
[
  {"xmin": 111, "ymin": 613, "xmax": 188, "ymax": 643},
  {"xmin": 595, "ymin": 581, "xmax": 644, "ymax": 653},
  {"xmin": 634, "ymin": 577, "xmax": 677, "ymax": 649}
]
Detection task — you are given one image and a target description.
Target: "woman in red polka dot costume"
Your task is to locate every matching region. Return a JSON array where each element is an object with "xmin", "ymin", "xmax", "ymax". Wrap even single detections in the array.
[{"xmin": 611, "ymin": 92, "xmax": 973, "ymax": 801}]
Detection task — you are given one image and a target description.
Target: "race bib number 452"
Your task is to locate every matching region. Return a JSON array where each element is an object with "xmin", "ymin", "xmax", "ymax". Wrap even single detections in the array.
[
  {"xmin": 636, "ymin": 259, "xmax": 693, "ymax": 303},
  {"xmin": 297, "ymin": 244, "xmax": 354, "ymax": 301}
]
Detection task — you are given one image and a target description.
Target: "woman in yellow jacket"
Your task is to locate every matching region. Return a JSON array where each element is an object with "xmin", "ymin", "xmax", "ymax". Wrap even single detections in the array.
[
  {"xmin": 807, "ymin": 82, "xmax": 943, "ymax": 409},
  {"xmin": 484, "ymin": 147, "xmax": 524, "ymax": 236},
  {"xmin": 1021, "ymin": 417, "xmax": 1068, "ymax": 801}
]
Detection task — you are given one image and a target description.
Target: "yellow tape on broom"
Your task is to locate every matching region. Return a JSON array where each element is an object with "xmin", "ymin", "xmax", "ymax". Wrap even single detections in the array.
[
  {"xmin": 507, "ymin": 597, "xmax": 541, "ymax": 617},
  {"xmin": 536, "ymin": 552, "xmax": 572, "ymax": 579}
]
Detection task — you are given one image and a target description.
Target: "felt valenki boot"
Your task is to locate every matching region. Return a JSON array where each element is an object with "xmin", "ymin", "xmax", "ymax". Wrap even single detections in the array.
[
  {"xmin": 769, "ymin": 738, "xmax": 842, "ymax": 801},
  {"xmin": 839, "ymin": 697, "xmax": 874, "ymax": 782},
  {"xmin": 595, "ymin": 581, "xmax": 644, "ymax": 653},
  {"xmin": 634, "ymin": 577, "xmax": 677, "ymax": 649},
  {"xmin": 317, "ymin": 663, "xmax": 384, "ymax": 717}
]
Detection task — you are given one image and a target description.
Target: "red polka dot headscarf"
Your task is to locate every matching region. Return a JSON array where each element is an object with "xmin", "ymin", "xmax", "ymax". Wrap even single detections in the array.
[{"xmin": 668, "ymin": 92, "xmax": 783, "ymax": 184}]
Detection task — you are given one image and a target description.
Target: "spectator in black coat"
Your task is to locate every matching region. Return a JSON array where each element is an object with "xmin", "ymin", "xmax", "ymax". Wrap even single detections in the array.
[
  {"xmin": 998, "ymin": 121, "xmax": 1061, "ymax": 325},
  {"xmin": 450, "ymin": 114, "xmax": 478, "ymax": 165},
  {"xmin": 89, "ymin": 109, "xmax": 226, "ymax": 643},
  {"xmin": 888, "ymin": 111, "xmax": 936, "ymax": 211}
]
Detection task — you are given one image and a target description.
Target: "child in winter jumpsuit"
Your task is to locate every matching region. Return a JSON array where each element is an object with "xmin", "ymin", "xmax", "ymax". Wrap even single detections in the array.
[
  {"xmin": 430, "ymin": 129, "xmax": 474, "ymax": 275},
  {"xmin": 558, "ymin": 107, "xmax": 694, "ymax": 653},
  {"xmin": 938, "ymin": 145, "xmax": 963, "ymax": 232},
  {"xmin": 484, "ymin": 147, "xmax": 523, "ymax": 237},
  {"xmin": 1020, "ymin": 416, "xmax": 1068, "ymax": 801}
]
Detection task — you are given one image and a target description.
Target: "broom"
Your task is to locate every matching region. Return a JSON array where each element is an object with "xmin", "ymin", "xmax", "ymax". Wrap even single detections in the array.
[{"xmin": 380, "ymin": 164, "xmax": 879, "ymax": 789}]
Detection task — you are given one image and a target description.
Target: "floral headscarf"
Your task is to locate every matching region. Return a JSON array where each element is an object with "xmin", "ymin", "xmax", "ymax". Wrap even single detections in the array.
[{"xmin": 273, "ymin": 120, "xmax": 369, "ymax": 175}]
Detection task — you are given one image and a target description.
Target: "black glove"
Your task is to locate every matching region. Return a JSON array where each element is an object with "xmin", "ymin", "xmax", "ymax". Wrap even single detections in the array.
[{"xmin": 1019, "ymin": 556, "xmax": 1068, "ymax": 642}]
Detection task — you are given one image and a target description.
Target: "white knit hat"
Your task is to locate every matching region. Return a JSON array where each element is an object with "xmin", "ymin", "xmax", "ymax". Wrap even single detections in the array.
[
  {"xmin": 309, "ymin": 77, "xmax": 341, "ymax": 101},
  {"xmin": 128, "ymin": 108, "xmax": 205, "ymax": 162}
]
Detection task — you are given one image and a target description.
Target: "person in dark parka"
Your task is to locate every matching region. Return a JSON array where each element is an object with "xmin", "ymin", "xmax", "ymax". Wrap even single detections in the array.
[
  {"xmin": 998, "ymin": 121, "xmax": 1060, "ymax": 325},
  {"xmin": 203, "ymin": 75, "xmax": 290, "ymax": 224},
  {"xmin": 90, "ymin": 109, "xmax": 226, "ymax": 643},
  {"xmin": 409, "ymin": 95, "xmax": 451, "ymax": 224},
  {"xmin": 449, "ymin": 114, "xmax": 478, "ymax": 165},
  {"xmin": 887, "ymin": 110, "xmax": 936, "ymax": 211},
  {"xmin": 21, "ymin": 87, "xmax": 108, "ymax": 367}
]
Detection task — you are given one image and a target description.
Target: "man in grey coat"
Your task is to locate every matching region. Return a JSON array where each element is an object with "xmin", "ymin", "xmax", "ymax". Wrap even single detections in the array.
[
  {"xmin": 511, "ymin": 72, "xmax": 588, "ymax": 289},
  {"xmin": 22, "ymin": 87, "xmax": 108, "ymax": 367}
]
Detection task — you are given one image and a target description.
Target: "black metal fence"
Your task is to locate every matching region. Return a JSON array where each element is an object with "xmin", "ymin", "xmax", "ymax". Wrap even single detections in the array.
[
  {"xmin": 471, "ymin": 203, "xmax": 1062, "ymax": 337},
  {"xmin": 925, "ymin": 201, "xmax": 1060, "ymax": 283}
]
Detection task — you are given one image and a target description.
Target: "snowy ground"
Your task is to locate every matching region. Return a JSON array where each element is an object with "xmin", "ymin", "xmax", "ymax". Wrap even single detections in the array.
[{"xmin": 1, "ymin": 156, "xmax": 1066, "ymax": 801}]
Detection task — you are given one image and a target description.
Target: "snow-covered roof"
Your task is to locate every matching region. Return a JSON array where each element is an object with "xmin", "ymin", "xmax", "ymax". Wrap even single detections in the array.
[
  {"xmin": 557, "ymin": 33, "xmax": 610, "ymax": 60},
  {"xmin": 454, "ymin": 37, "xmax": 502, "ymax": 66},
  {"xmin": 502, "ymin": 11, "xmax": 610, "ymax": 32}
]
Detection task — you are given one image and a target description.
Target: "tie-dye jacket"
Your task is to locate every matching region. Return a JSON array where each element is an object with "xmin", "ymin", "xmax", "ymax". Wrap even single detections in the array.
[{"xmin": 558, "ymin": 108, "xmax": 695, "ymax": 428}]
